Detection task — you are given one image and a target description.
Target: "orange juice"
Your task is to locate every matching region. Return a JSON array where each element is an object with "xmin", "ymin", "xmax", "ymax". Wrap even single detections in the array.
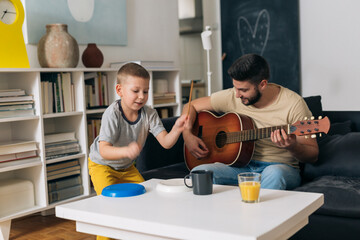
[{"xmin": 239, "ymin": 181, "xmax": 261, "ymax": 203}]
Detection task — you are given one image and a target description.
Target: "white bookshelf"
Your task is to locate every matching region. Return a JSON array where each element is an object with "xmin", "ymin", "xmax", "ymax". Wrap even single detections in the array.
[{"xmin": 0, "ymin": 67, "xmax": 180, "ymax": 239}]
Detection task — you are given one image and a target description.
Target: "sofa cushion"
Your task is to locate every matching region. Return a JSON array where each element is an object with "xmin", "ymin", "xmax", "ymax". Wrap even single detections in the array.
[
  {"xmin": 296, "ymin": 175, "xmax": 360, "ymax": 218},
  {"xmin": 303, "ymin": 132, "xmax": 360, "ymax": 181}
]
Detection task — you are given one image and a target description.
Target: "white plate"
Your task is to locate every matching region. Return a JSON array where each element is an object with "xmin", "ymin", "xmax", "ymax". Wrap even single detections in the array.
[{"xmin": 156, "ymin": 178, "xmax": 192, "ymax": 193}]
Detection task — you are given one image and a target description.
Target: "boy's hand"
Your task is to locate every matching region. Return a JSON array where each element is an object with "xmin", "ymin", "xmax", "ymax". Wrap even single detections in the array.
[
  {"xmin": 174, "ymin": 114, "xmax": 189, "ymax": 133},
  {"xmin": 126, "ymin": 142, "xmax": 141, "ymax": 159}
]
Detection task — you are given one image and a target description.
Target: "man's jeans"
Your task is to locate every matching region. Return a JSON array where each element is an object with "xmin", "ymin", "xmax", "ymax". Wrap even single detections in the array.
[{"xmin": 191, "ymin": 160, "xmax": 301, "ymax": 190}]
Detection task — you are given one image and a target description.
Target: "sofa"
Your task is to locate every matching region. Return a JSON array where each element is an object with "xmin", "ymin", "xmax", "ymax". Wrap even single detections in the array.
[{"xmin": 136, "ymin": 96, "xmax": 360, "ymax": 240}]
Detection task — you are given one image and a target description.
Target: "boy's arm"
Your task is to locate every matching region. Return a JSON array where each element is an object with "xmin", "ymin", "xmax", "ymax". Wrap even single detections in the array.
[
  {"xmin": 99, "ymin": 141, "xmax": 140, "ymax": 160},
  {"xmin": 155, "ymin": 114, "xmax": 188, "ymax": 149}
]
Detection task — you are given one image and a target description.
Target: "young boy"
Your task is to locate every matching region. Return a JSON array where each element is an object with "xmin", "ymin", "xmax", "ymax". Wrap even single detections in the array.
[{"xmin": 89, "ymin": 63, "xmax": 188, "ymax": 197}]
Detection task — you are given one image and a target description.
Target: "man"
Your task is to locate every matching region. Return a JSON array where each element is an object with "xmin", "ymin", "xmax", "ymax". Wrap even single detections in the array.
[{"xmin": 182, "ymin": 54, "xmax": 318, "ymax": 190}]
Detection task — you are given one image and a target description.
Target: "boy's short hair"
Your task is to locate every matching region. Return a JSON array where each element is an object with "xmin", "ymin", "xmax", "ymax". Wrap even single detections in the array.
[
  {"xmin": 117, "ymin": 62, "xmax": 150, "ymax": 84},
  {"xmin": 227, "ymin": 54, "xmax": 270, "ymax": 85}
]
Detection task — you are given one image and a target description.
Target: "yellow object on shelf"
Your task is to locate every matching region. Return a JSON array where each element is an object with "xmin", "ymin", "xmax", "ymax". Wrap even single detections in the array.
[{"xmin": 0, "ymin": 0, "xmax": 30, "ymax": 68}]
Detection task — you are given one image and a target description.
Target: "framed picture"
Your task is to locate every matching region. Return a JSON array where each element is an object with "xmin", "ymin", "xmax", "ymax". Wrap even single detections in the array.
[{"xmin": 25, "ymin": 0, "xmax": 127, "ymax": 46}]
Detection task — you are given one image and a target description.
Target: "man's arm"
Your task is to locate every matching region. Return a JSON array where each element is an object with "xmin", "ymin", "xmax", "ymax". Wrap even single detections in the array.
[
  {"xmin": 182, "ymin": 96, "xmax": 213, "ymax": 159},
  {"xmin": 271, "ymin": 129, "xmax": 319, "ymax": 163}
]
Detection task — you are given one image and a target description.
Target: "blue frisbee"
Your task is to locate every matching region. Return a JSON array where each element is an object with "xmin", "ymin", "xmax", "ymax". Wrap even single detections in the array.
[{"xmin": 101, "ymin": 183, "xmax": 146, "ymax": 197}]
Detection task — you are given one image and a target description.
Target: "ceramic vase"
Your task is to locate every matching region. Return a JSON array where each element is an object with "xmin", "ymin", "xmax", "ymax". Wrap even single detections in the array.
[
  {"xmin": 82, "ymin": 43, "xmax": 104, "ymax": 68},
  {"xmin": 37, "ymin": 24, "xmax": 79, "ymax": 68}
]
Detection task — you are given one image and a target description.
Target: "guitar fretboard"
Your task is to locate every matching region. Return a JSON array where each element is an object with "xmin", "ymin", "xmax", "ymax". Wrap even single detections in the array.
[{"xmin": 222, "ymin": 125, "xmax": 290, "ymax": 144}]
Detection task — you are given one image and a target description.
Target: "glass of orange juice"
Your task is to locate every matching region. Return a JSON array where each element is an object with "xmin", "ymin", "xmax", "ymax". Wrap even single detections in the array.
[{"xmin": 238, "ymin": 172, "xmax": 261, "ymax": 203}]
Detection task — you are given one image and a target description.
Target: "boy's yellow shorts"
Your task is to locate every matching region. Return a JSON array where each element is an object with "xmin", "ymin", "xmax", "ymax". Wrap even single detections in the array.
[{"xmin": 88, "ymin": 158, "xmax": 145, "ymax": 196}]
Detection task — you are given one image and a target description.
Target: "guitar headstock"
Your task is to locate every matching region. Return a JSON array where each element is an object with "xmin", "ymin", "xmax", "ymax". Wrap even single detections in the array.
[{"xmin": 290, "ymin": 116, "xmax": 331, "ymax": 138}]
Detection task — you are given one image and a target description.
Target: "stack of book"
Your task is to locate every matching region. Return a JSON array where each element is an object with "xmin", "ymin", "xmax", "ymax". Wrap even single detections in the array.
[
  {"xmin": 45, "ymin": 132, "xmax": 81, "ymax": 160},
  {"xmin": 46, "ymin": 159, "xmax": 83, "ymax": 203},
  {"xmin": 0, "ymin": 89, "xmax": 35, "ymax": 118},
  {"xmin": 153, "ymin": 92, "xmax": 176, "ymax": 105},
  {"xmin": 40, "ymin": 72, "xmax": 76, "ymax": 114},
  {"xmin": 84, "ymin": 72, "xmax": 109, "ymax": 109},
  {"xmin": 0, "ymin": 140, "xmax": 38, "ymax": 163}
]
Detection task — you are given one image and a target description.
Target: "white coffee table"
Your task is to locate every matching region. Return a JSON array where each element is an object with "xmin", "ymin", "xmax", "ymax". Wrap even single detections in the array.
[{"xmin": 56, "ymin": 179, "xmax": 323, "ymax": 240}]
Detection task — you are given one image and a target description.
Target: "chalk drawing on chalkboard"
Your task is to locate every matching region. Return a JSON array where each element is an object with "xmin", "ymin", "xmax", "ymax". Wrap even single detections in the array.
[{"xmin": 237, "ymin": 9, "xmax": 270, "ymax": 56}]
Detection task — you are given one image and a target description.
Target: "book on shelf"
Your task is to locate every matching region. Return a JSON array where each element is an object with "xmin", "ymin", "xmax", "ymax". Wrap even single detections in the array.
[
  {"xmin": 0, "ymin": 104, "xmax": 33, "ymax": 111},
  {"xmin": 0, "ymin": 101, "xmax": 34, "ymax": 106},
  {"xmin": 0, "ymin": 150, "xmax": 37, "ymax": 163},
  {"xmin": 110, "ymin": 60, "xmax": 175, "ymax": 69},
  {"xmin": 0, "ymin": 89, "xmax": 26, "ymax": 97},
  {"xmin": 47, "ymin": 174, "xmax": 82, "ymax": 192},
  {"xmin": 153, "ymin": 96, "xmax": 176, "ymax": 105},
  {"xmin": 46, "ymin": 159, "xmax": 80, "ymax": 172},
  {"xmin": 44, "ymin": 132, "xmax": 76, "ymax": 144},
  {"xmin": 153, "ymin": 92, "xmax": 176, "ymax": 98},
  {"xmin": 45, "ymin": 146, "xmax": 81, "ymax": 159},
  {"xmin": 47, "ymin": 164, "xmax": 81, "ymax": 177},
  {"xmin": 85, "ymin": 72, "xmax": 109, "ymax": 109},
  {"xmin": 41, "ymin": 72, "xmax": 75, "ymax": 114},
  {"xmin": 0, "ymin": 95, "xmax": 33, "ymax": 103},
  {"xmin": 61, "ymin": 72, "xmax": 73, "ymax": 112},
  {"xmin": 0, "ymin": 140, "xmax": 38, "ymax": 156},
  {"xmin": 87, "ymin": 115, "xmax": 102, "ymax": 147},
  {"xmin": 47, "ymin": 168, "xmax": 81, "ymax": 181},
  {"xmin": 0, "ymin": 108, "xmax": 35, "ymax": 118},
  {"xmin": 48, "ymin": 184, "xmax": 83, "ymax": 204}
]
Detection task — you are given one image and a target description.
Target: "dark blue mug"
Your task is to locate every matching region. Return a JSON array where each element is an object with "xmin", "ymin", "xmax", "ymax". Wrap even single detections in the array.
[{"xmin": 184, "ymin": 170, "xmax": 213, "ymax": 195}]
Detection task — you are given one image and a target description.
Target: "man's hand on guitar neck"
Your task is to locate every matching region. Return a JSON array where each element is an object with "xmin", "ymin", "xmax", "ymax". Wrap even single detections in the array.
[{"xmin": 270, "ymin": 129, "xmax": 297, "ymax": 149}]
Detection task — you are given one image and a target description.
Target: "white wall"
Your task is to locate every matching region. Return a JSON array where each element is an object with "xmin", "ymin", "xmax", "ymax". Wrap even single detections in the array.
[
  {"xmin": 300, "ymin": 0, "xmax": 360, "ymax": 110},
  {"xmin": 25, "ymin": 0, "xmax": 180, "ymax": 68},
  {"xmin": 203, "ymin": 0, "xmax": 360, "ymax": 111}
]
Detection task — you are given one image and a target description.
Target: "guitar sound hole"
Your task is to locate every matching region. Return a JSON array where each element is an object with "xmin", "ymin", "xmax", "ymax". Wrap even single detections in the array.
[{"xmin": 215, "ymin": 131, "xmax": 227, "ymax": 148}]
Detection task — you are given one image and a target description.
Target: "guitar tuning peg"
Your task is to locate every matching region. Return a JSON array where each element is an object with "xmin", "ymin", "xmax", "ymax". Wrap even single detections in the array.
[
  {"xmin": 318, "ymin": 116, "xmax": 323, "ymax": 120},
  {"xmin": 305, "ymin": 135, "xmax": 309, "ymax": 139},
  {"xmin": 311, "ymin": 116, "xmax": 315, "ymax": 120},
  {"xmin": 304, "ymin": 117, "xmax": 308, "ymax": 120},
  {"xmin": 319, "ymin": 133, "xmax": 323, "ymax": 137},
  {"xmin": 311, "ymin": 134, "xmax": 317, "ymax": 138}
]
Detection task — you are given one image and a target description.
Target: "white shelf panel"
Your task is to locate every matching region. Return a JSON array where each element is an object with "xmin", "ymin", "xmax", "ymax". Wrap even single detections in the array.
[
  {"xmin": 0, "ymin": 157, "xmax": 42, "ymax": 173},
  {"xmin": 43, "ymin": 111, "xmax": 83, "ymax": 119},
  {"xmin": 86, "ymin": 108, "xmax": 106, "ymax": 114},
  {"xmin": 153, "ymin": 103, "xmax": 179, "ymax": 108},
  {"xmin": 0, "ymin": 205, "xmax": 46, "ymax": 222}
]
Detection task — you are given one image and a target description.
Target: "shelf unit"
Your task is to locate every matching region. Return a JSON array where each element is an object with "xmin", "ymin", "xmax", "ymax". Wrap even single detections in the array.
[{"xmin": 0, "ymin": 67, "xmax": 180, "ymax": 239}]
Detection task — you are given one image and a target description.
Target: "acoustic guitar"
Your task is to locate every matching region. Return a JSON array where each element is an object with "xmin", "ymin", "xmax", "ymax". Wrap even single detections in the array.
[{"xmin": 184, "ymin": 110, "xmax": 330, "ymax": 170}]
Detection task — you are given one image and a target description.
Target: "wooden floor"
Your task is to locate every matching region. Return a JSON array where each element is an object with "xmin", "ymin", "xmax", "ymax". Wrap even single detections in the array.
[{"xmin": 10, "ymin": 213, "xmax": 96, "ymax": 240}]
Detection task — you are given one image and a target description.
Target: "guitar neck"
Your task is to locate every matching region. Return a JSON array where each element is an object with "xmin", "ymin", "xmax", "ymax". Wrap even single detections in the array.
[{"xmin": 226, "ymin": 125, "xmax": 289, "ymax": 143}]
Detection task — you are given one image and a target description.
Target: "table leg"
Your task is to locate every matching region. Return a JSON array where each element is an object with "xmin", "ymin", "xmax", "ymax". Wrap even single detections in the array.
[{"xmin": 0, "ymin": 220, "xmax": 11, "ymax": 240}]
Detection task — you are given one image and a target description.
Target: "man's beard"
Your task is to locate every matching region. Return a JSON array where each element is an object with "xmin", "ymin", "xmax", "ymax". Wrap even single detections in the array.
[{"xmin": 241, "ymin": 88, "xmax": 262, "ymax": 106}]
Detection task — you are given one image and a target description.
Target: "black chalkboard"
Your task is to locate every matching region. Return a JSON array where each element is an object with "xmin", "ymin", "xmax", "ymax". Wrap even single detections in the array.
[{"xmin": 221, "ymin": 0, "xmax": 300, "ymax": 93}]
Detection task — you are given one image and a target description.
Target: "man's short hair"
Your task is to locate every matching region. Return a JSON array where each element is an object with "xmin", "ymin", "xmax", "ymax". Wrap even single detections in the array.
[
  {"xmin": 117, "ymin": 62, "xmax": 150, "ymax": 84},
  {"xmin": 227, "ymin": 54, "xmax": 270, "ymax": 85}
]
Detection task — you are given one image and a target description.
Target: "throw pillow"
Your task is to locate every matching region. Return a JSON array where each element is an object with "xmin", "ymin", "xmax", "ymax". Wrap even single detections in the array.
[
  {"xmin": 302, "ymin": 132, "xmax": 360, "ymax": 181},
  {"xmin": 328, "ymin": 120, "xmax": 352, "ymax": 135},
  {"xmin": 303, "ymin": 95, "xmax": 323, "ymax": 118}
]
